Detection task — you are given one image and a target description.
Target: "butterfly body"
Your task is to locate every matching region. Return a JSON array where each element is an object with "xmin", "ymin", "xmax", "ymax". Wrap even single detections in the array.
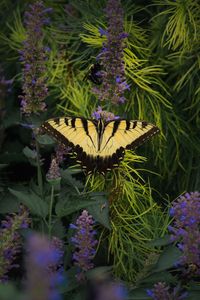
[{"xmin": 41, "ymin": 117, "xmax": 159, "ymax": 174}]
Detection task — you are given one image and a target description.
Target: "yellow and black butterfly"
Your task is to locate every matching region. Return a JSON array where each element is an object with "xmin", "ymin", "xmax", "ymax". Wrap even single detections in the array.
[
  {"xmin": 83, "ymin": 63, "xmax": 103, "ymax": 85},
  {"xmin": 41, "ymin": 117, "xmax": 159, "ymax": 174}
]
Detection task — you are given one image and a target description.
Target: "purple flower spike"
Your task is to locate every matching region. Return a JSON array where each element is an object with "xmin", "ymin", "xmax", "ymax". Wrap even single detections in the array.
[
  {"xmin": 0, "ymin": 206, "xmax": 30, "ymax": 282},
  {"xmin": 19, "ymin": 1, "xmax": 51, "ymax": 115},
  {"xmin": 25, "ymin": 234, "xmax": 63, "ymax": 300},
  {"xmin": 92, "ymin": 0, "xmax": 129, "ymax": 105},
  {"xmin": 168, "ymin": 192, "xmax": 200, "ymax": 274},
  {"xmin": 70, "ymin": 210, "xmax": 98, "ymax": 280},
  {"xmin": 146, "ymin": 282, "xmax": 187, "ymax": 300},
  {"xmin": 46, "ymin": 158, "xmax": 61, "ymax": 182}
]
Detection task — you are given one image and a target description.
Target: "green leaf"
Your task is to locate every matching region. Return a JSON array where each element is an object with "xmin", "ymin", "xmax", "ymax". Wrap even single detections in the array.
[
  {"xmin": 0, "ymin": 192, "xmax": 20, "ymax": 213},
  {"xmin": 147, "ymin": 235, "xmax": 171, "ymax": 247},
  {"xmin": 23, "ymin": 146, "xmax": 37, "ymax": 160},
  {"xmin": 86, "ymin": 266, "xmax": 113, "ymax": 280},
  {"xmin": 55, "ymin": 195, "xmax": 96, "ymax": 217},
  {"xmin": 56, "ymin": 192, "xmax": 110, "ymax": 229},
  {"xmin": 141, "ymin": 271, "xmax": 176, "ymax": 284},
  {"xmin": 60, "ymin": 169, "xmax": 84, "ymax": 189},
  {"xmin": 23, "ymin": 146, "xmax": 38, "ymax": 167},
  {"xmin": 128, "ymin": 288, "xmax": 150, "ymax": 300},
  {"xmin": 36, "ymin": 134, "xmax": 55, "ymax": 145},
  {"xmin": 60, "ymin": 267, "xmax": 79, "ymax": 293},
  {"xmin": 9, "ymin": 188, "xmax": 48, "ymax": 218},
  {"xmin": 3, "ymin": 109, "xmax": 20, "ymax": 128},
  {"xmin": 87, "ymin": 193, "xmax": 110, "ymax": 229},
  {"xmin": 187, "ymin": 282, "xmax": 200, "ymax": 300},
  {"xmin": 152, "ymin": 245, "xmax": 181, "ymax": 272},
  {"xmin": 51, "ymin": 219, "xmax": 66, "ymax": 238},
  {"xmin": 0, "ymin": 283, "xmax": 21, "ymax": 300},
  {"xmin": 187, "ymin": 292, "xmax": 200, "ymax": 300}
]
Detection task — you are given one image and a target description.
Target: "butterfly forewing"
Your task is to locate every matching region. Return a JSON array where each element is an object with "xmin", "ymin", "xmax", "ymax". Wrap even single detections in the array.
[
  {"xmin": 42, "ymin": 117, "xmax": 98, "ymax": 156},
  {"xmin": 99, "ymin": 120, "xmax": 159, "ymax": 156}
]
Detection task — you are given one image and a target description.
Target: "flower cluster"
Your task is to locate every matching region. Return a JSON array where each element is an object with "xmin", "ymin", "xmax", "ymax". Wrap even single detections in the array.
[
  {"xmin": 146, "ymin": 282, "xmax": 187, "ymax": 300},
  {"xmin": 55, "ymin": 144, "xmax": 72, "ymax": 165},
  {"xmin": 70, "ymin": 210, "xmax": 97, "ymax": 280},
  {"xmin": 92, "ymin": 0, "xmax": 129, "ymax": 104},
  {"xmin": 92, "ymin": 106, "xmax": 120, "ymax": 121},
  {"xmin": 46, "ymin": 158, "xmax": 61, "ymax": 182},
  {"xmin": 19, "ymin": 1, "xmax": 52, "ymax": 114},
  {"xmin": 50, "ymin": 236, "xmax": 64, "ymax": 274},
  {"xmin": 0, "ymin": 206, "xmax": 30, "ymax": 282},
  {"xmin": 168, "ymin": 192, "xmax": 200, "ymax": 272},
  {"xmin": 25, "ymin": 233, "xmax": 63, "ymax": 300}
]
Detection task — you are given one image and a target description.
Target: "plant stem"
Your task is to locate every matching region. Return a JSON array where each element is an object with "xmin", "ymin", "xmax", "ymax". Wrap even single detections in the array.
[
  {"xmin": 35, "ymin": 138, "xmax": 43, "ymax": 197},
  {"xmin": 48, "ymin": 185, "xmax": 54, "ymax": 237}
]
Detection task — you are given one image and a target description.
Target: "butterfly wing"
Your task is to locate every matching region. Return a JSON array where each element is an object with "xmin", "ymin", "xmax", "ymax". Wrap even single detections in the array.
[
  {"xmin": 41, "ymin": 117, "xmax": 99, "ymax": 171},
  {"xmin": 41, "ymin": 117, "xmax": 159, "ymax": 174},
  {"xmin": 97, "ymin": 119, "xmax": 159, "ymax": 172}
]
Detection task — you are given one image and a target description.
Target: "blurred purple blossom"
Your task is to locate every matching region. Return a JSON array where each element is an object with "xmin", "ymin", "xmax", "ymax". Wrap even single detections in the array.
[
  {"xmin": 92, "ymin": 0, "xmax": 129, "ymax": 105},
  {"xmin": 70, "ymin": 210, "xmax": 97, "ymax": 280},
  {"xmin": 146, "ymin": 282, "xmax": 187, "ymax": 300},
  {"xmin": 92, "ymin": 106, "xmax": 120, "ymax": 121},
  {"xmin": 25, "ymin": 233, "xmax": 63, "ymax": 300},
  {"xmin": 0, "ymin": 206, "xmax": 30, "ymax": 282},
  {"xmin": 168, "ymin": 192, "xmax": 200, "ymax": 273},
  {"xmin": 19, "ymin": 1, "xmax": 52, "ymax": 115}
]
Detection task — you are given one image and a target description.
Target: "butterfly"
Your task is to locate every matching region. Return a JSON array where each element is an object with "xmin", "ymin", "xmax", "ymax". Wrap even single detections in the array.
[
  {"xmin": 41, "ymin": 117, "xmax": 159, "ymax": 174},
  {"xmin": 83, "ymin": 63, "xmax": 103, "ymax": 85}
]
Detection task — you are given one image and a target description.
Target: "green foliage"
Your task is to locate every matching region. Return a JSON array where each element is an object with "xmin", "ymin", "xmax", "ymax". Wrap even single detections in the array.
[{"xmin": 0, "ymin": 0, "xmax": 199, "ymax": 299}]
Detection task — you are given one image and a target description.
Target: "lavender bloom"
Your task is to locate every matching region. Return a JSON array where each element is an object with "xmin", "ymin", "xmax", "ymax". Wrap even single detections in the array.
[
  {"xmin": 0, "ymin": 206, "xmax": 30, "ymax": 282},
  {"xmin": 55, "ymin": 144, "xmax": 72, "ymax": 165},
  {"xmin": 46, "ymin": 158, "xmax": 61, "ymax": 182},
  {"xmin": 168, "ymin": 192, "xmax": 200, "ymax": 273},
  {"xmin": 19, "ymin": 1, "xmax": 52, "ymax": 114},
  {"xmin": 92, "ymin": 0, "xmax": 129, "ymax": 104},
  {"xmin": 92, "ymin": 106, "xmax": 120, "ymax": 121},
  {"xmin": 146, "ymin": 282, "xmax": 187, "ymax": 300},
  {"xmin": 70, "ymin": 210, "xmax": 97, "ymax": 280},
  {"xmin": 50, "ymin": 237, "xmax": 64, "ymax": 274},
  {"xmin": 25, "ymin": 233, "xmax": 63, "ymax": 300}
]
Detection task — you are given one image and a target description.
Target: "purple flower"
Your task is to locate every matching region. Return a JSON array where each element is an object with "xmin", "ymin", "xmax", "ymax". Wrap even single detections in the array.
[
  {"xmin": 168, "ymin": 192, "xmax": 200, "ymax": 274},
  {"xmin": 99, "ymin": 27, "xmax": 108, "ymax": 36},
  {"xmin": 0, "ymin": 206, "xmax": 30, "ymax": 282},
  {"xmin": 55, "ymin": 144, "xmax": 71, "ymax": 165},
  {"xmin": 70, "ymin": 210, "xmax": 98, "ymax": 280},
  {"xmin": 92, "ymin": 0, "xmax": 129, "ymax": 105},
  {"xmin": 46, "ymin": 158, "xmax": 61, "ymax": 183},
  {"xmin": 19, "ymin": 1, "xmax": 52, "ymax": 115},
  {"xmin": 25, "ymin": 234, "xmax": 63, "ymax": 300},
  {"xmin": 92, "ymin": 106, "xmax": 120, "ymax": 121},
  {"xmin": 146, "ymin": 282, "xmax": 187, "ymax": 300}
]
